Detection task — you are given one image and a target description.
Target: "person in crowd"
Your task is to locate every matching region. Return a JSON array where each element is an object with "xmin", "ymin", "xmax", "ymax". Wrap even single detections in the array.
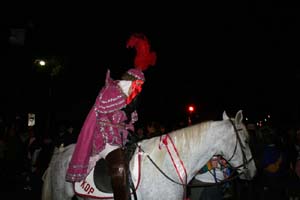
[
  {"xmin": 135, "ymin": 125, "xmax": 145, "ymax": 141},
  {"xmin": 285, "ymin": 126, "xmax": 300, "ymax": 199},
  {"xmin": 160, "ymin": 122, "xmax": 168, "ymax": 135},
  {"xmin": 55, "ymin": 122, "xmax": 77, "ymax": 148},
  {"xmin": 0, "ymin": 116, "xmax": 6, "ymax": 177},
  {"xmin": 258, "ymin": 125, "xmax": 288, "ymax": 200},
  {"xmin": 23, "ymin": 126, "xmax": 42, "ymax": 191},
  {"xmin": 189, "ymin": 155, "xmax": 231, "ymax": 200},
  {"xmin": 4, "ymin": 122, "xmax": 24, "ymax": 175},
  {"xmin": 293, "ymin": 128, "xmax": 300, "ymax": 178},
  {"xmin": 145, "ymin": 121, "xmax": 162, "ymax": 139}
]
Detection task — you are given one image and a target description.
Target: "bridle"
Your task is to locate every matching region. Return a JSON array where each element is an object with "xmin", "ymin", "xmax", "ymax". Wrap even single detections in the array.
[
  {"xmin": 225, "ymin": 119, "xmax": 253, "ymax": 172},
  {"xmin": 189, "ymin": 119, "xmax": 254, "ymax": 187}
]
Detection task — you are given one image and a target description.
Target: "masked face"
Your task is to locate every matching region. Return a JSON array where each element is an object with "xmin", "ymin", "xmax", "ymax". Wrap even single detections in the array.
[
  {"xmin": 118, "ymin": 80, "xmax": 144, "ymax": 104},
  {"xmin": 126, "ymin": 80, "xmax": 144, "ymax": 104},
  {"xmin": 118, "ymin": 80, "xmax": 132, "ymax": 96}
]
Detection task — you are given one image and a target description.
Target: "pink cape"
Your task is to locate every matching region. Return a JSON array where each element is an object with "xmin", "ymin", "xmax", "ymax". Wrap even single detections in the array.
[{"xmin": 65, "ymin": 108, "xmax": 96, "ymax": 182}]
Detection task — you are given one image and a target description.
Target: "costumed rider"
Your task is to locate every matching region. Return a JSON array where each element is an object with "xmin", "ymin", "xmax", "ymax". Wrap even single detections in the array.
[{"xmin": 65, "ymin": 33, "xmax": 156, "ymax": 200}]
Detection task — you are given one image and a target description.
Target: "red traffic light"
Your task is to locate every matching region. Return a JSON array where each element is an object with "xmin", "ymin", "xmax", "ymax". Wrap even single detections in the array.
[{"xmin": 188, "ymin": 105, "xmax": 195, "ymax": 113}]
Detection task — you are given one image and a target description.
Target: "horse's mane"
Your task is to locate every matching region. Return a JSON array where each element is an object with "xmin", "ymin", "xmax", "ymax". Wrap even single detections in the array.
[
  {"xmin": 168, "ymin": 121, "xmax": 214, "ymax": 154},
  {"xmin": 170, "ymin": 121, "xmax": 213, "ymax": 140},
  {"xmin": 137, "ymin": 121, "xmax": 215, "ymax": 168}
]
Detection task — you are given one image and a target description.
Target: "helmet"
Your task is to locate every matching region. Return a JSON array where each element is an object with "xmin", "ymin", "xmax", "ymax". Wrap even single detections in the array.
[{"xmin": 125, "ymin": 68, "xmax": 145, "ymax": 81}]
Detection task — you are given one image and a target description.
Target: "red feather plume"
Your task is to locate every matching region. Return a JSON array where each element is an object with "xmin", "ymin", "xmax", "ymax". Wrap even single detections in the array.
[{"xmin": 126, "ymin": 33, "xmax": 157, "ymax": 71}]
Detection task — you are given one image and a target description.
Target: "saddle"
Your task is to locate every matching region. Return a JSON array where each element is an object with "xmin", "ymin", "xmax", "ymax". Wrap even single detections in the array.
[
  {"xmin": 93, "ymin": 143, "xmax": 137, "ymax": 193},
  {"xmin": 93, "ymin": 158, "xmax": 113, "ymax": 193},
  {"xmin": 74, "ymin": 144, "xmax": 141, "ymax": 199}
]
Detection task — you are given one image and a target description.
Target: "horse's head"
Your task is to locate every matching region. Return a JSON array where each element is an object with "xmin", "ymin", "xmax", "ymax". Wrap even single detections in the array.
[{"xmin": 220, "ymin": 110, "xmax": 257, "ymax": 180}]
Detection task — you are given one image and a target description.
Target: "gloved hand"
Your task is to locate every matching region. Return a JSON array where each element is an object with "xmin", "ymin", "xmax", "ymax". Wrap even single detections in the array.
[{"xmin": 126, "ymin": 130, "xmax": 139, "ymax": 145}]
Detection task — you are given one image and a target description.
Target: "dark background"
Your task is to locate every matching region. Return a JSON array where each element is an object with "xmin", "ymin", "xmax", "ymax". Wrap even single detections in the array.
[{"xmin": 0, "ymin": 1, "xmax": 299, "ymax": 131}]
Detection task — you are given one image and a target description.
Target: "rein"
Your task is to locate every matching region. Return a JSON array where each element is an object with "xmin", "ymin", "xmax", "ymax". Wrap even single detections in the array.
[
  {"xmin": 137, "ymin": 145, "xmax": 243, "ymax": 188},
  {"xmin": 188, "ymin": 154, "xmax": 254, "ymax": 188},
  {"xmin": 138, "ymin": 119, "xmax": 253, "ymax": 188}
]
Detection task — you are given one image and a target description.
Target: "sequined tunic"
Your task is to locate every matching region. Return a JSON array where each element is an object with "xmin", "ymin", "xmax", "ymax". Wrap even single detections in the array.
[{"xmin": 65, "ymin": 76, "xmax": 138, "ymax": 182}]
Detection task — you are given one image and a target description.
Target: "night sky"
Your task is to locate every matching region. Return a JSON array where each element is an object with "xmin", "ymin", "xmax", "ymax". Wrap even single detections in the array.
[{"xmin": 1, "ymin": 2, "xmax": 299, "ymax": 129}]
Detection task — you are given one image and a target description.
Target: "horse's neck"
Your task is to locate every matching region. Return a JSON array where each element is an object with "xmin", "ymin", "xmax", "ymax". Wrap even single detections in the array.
[
  {"xmin": 169, "ymin": 125, "xmax": 219, "ymax": 180},
  {"xmin": 136, "ymin": 124, "xmax": 221, "ymax": 182}
]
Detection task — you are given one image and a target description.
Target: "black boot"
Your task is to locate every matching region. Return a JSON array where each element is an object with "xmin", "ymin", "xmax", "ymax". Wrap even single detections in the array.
[{"xmin": 106, "ymin": 148, "xmax": 130, "ymax": 200}]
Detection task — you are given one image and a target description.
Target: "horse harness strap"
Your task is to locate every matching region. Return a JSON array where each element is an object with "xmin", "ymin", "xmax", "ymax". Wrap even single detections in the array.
[
  {"xmin": 136, "ymin": 135, "xmax": 189, "ymax": 188},
  {"xmin": 159, "ymin": 134, "xmax": 188, "ymax": 186}
]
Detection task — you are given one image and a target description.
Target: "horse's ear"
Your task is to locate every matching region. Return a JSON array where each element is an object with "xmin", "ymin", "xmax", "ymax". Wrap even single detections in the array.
[
  {"xmin": 235, "ymin": 110, "xmax": 243, "ymax": 124},
  {"xmin": 222, "ymin": 111, "xmax": 229, "ymax": 120}
]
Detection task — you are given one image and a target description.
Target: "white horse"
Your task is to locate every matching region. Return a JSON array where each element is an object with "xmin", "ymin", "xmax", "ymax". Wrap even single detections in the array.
[{"xmin": 42, "ymin": 110, "xmax": 256, "ymax": 200}]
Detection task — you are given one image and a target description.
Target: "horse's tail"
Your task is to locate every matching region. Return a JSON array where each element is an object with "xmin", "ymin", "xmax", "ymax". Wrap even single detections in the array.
[
  {"xmin": 41, "ymin": 147, "xmax": 61, "ymax": 200},
  {"xmin": 41, "ymin": 167, "xmax": 52, "ymax": 200},
  {"xmin": 41, "ymin": 145, "xmax": 69, "ymax": 200},
  {"xmin": 41, "ymin": 145, "xmax": 76, "ymax": 200}
]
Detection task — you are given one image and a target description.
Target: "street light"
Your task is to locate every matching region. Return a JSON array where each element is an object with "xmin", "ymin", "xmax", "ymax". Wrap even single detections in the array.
[
  {"xmin": 33, "ymin": 56, "xmax": 65, "ymax": 135},
  {"xmin": 38, "ymin": 60, "xmax": 46, "ymax": 66}
]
